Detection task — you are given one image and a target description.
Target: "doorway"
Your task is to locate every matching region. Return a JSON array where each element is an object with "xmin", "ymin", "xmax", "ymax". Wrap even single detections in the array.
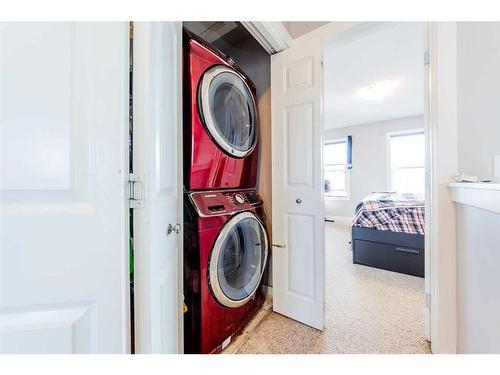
[
  {"xmin": 323, "ymin": 22, "xmax": 429, "ymax": 353},
  {"xmin": 321, "ymin": 23, "xmax": 429, "ymax": 353}
]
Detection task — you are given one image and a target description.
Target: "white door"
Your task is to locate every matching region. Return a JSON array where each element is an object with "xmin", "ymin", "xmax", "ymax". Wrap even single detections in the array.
[
  {"xmin": 132, "ymin": 22, "xmax": 184, "ymax": 353},
  {"xmin": 0, "ymin": 23, "xmax": 130, "ymax": 353},
  {"xmin": 271, "ymin": 36, "xmax": 325, "ymax": 330}
]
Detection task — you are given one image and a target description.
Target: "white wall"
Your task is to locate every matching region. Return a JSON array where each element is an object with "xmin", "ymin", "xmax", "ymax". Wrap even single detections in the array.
[
  {"xmin": 324, "ymin": 115, "xmax": 424, "ymax": 218},
  {"xmin": 453, "ymin": 22, "xmax": 500, "ymax": 354},
  {"xmin": 456, "ymin": 203, "xmax": 500, "ymax": 353},
  {"xmin": 430, "ymin": 21, "xmax": 500, "ymax": 354},
  {"xmin": 457, "ymin": 22, "xmax": 500, "ymax": 180}
]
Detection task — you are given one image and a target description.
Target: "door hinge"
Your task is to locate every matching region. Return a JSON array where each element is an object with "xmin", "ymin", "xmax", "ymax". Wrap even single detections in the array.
[
  {"xmin": 425, "ymin": 292, "xmax": 431, "ymax": 309},
  {"xmin": 128, "ymin": 173, "xmax": 144, "ymax": 209},
  {"xmin": 424, "ymin": 49, "xmax": 430, "ymax": 66}
]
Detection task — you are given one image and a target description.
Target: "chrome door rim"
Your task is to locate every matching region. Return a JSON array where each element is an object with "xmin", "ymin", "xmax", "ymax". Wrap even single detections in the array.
[
  {"xmin": 209, "ymin": 211, "xmax": 269, "ymax": 308},
  {"xmin": 198, "ymin": 65, "xmax": 258, "ymax": 158}
]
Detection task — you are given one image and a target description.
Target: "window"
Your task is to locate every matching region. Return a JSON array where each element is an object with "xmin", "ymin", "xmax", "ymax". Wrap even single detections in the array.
[
  {"xmin": 388, "ymin": 130, "xmax": 425, "ymax": 195},
  {"xmin": 324, "ymin": 139, "xmax": 350, "ymax": 199}
]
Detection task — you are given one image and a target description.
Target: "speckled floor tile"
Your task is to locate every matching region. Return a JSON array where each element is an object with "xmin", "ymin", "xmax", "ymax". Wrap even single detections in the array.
[
  {"xmin": 222, "ymin": 299, "xmax": 273, "ymax": 354},
  {"xmin": 234, "ymin": 223, "xmax": 431, "ymax": 354}
]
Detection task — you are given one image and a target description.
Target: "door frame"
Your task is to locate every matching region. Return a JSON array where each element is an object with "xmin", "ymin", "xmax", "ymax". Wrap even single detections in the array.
[
  {"xmin": 241, "ymin": 21, "xmax": 293, "ymax": 54},
  {"xmin": 426, "ymin": 22, "xmax": 458, "ymax": 354},
  {"xmin": 277, "ymin": 21, "xmax": 458, "ymax": 353}
]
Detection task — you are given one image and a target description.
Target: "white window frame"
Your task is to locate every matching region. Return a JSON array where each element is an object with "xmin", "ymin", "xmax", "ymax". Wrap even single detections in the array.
[
  {"xmin": 386, "ymin": 128, "xmax": 425, "ymax": 194},
  {"xmin": 323, "ymin": 137, "xmax": 351, "ymax": 201}
]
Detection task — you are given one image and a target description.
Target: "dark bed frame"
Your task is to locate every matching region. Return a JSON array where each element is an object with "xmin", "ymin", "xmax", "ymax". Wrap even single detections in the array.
[{"xmin": 351, "ymin": 226, "xmax": 425, "ymax": 278}]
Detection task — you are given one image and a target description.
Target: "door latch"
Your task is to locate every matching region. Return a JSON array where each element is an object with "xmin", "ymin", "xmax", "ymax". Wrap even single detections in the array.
[{"xmin": 128, "ymin": 173, "xmax": 144, "ymax": 209}]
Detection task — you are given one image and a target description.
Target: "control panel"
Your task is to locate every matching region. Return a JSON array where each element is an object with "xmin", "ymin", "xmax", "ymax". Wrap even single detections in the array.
[{"xmin": 189, "ymin": 189, "xmax": 262, "ymax": 216}]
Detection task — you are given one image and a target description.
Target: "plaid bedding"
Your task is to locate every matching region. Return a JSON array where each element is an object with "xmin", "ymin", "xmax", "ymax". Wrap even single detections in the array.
[{"xmin": 352, "ymin": 192, "xmax": 425, "ymax": 235}]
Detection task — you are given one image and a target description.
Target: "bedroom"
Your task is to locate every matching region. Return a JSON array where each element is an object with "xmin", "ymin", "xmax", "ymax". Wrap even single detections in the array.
[{"xmin": 322, "ymin": 23, "xmax": 428, "ymax": 352}]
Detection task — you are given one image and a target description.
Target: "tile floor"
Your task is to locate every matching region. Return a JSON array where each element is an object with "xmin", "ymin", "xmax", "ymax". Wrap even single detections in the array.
[{"xmin": 225, "ymin": 222, "xmax": 431, "ymax": 354}]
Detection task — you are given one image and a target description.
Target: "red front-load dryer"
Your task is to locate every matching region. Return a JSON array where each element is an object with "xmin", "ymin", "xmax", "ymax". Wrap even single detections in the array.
[
  {"xmin": 183, "ymin": 29, "xmax": 259, "ymax": 191},
  {"xmin": 183, "ymin": 189, "xmax": 269, "ymax": 354}
]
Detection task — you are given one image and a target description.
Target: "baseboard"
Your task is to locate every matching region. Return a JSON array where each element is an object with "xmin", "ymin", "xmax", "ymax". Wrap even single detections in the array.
[{"xmin": 261, "ymin": 284, "xmax": 273, "ymax": 297}]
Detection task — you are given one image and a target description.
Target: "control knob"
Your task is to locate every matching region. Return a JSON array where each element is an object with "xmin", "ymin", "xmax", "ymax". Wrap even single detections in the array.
[{"xmin": 233, "ymin": 193, "xmax": 245, "ymax": 205}]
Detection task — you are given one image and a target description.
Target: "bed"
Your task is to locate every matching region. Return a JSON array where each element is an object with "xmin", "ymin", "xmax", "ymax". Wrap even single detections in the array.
[{"xmin": 351, "ymin": 192, "xmax": 425, "ymax": 278}]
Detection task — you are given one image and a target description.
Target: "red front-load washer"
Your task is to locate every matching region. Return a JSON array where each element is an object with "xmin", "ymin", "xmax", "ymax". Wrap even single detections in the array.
[
  {"xmin": 183, "ymin": 29, "xmax": 259, "ymax": 191},
  {"xmin": 183, "ymin": 188, "xmax": 269, "ymax": 354}
]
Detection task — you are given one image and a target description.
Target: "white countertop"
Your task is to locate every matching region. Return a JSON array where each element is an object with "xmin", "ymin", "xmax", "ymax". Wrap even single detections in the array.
[
  {"xmin": 449, "ymin": 182, "xmax": 500, "ymax": 214},
  {"xmin": 448, "ymin": 182, "xmax": 500, "ymax": 191}
]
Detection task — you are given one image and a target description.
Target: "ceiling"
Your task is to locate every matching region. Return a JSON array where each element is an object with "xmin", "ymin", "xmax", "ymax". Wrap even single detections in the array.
[
  {"xmin": 282, "ymin": 22, "xmax": 330, "ymax": 39},
  {"xmin": 323, "ymin": 23, "xmax": 425, "ymax": 129}
]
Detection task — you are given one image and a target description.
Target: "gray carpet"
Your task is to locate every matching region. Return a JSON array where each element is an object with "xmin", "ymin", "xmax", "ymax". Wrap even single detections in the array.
[{"xmin": 234, "ymin": 222, "xmax": 431, "ymax": 354}]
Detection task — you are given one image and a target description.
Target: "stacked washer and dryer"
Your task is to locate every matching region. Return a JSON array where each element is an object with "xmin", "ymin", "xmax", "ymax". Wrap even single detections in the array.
[{"xmin": 182, "ymin": 28, "xmax": 269, "ymax": 354}]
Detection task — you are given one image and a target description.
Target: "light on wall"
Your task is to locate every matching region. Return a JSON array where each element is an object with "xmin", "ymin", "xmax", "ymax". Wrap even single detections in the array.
[{"xmin": 356, "ymin": 80, "xmax": 400, "ymax": 101}]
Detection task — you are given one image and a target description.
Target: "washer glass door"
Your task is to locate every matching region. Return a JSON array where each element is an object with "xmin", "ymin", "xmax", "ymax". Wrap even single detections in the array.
[
  {"xmin": 209, "ymin": 212, "xmax": 268, "ymax": 308},
  {"xmin": 199, "ymin": 66, "xmax": 258, "ymax": 158}
]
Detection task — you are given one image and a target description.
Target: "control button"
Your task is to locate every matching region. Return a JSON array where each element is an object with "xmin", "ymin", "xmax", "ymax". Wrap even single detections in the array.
[
  {"xmin": 244, "ymin": 191, "xmax": 261, "ymax": 205},
  {"xmin": 233, "ymin": 193, "xmax": 245, "ymax": 204}
]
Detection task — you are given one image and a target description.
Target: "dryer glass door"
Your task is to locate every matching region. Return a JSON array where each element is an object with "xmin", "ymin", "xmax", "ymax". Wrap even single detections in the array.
[
  {"xmin": 199, "ymin": 66, "xmax": 258, "ymax": 158},
  {"xmin": 209, "ymin": 212, "xmax": 268, "ymax": 308}
]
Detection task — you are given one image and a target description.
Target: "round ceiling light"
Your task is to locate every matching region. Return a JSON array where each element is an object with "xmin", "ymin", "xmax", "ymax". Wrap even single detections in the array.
[{"xmin": 356, "ymin": 80, "xmax": 400, "ymax": 101}]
